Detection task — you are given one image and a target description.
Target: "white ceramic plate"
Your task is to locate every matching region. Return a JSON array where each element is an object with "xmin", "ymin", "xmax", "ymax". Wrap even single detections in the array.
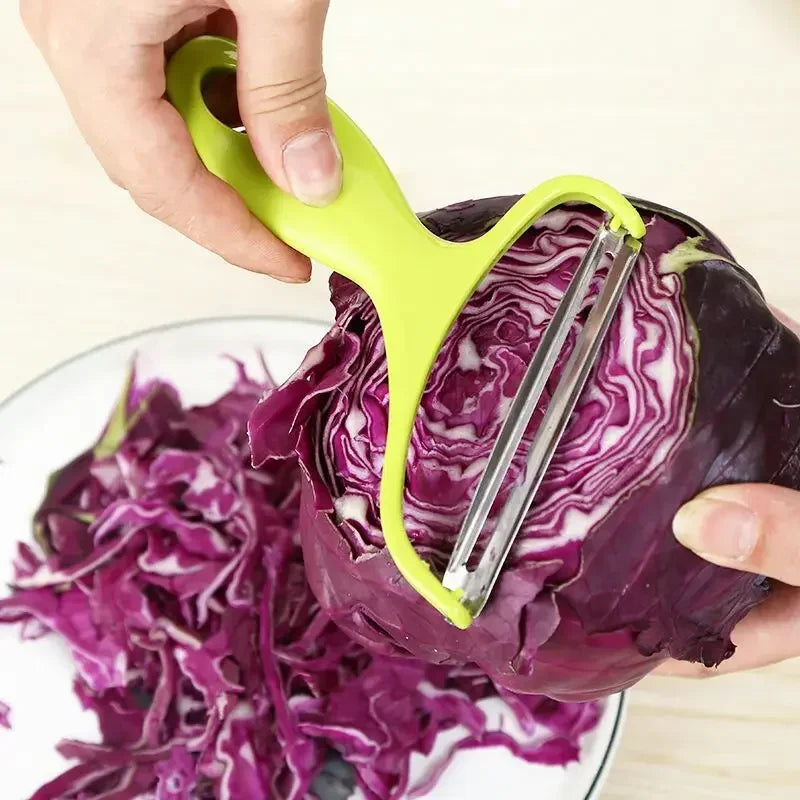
[{"xmin": 0, "ymin": 317, "xmax": 625, "ymax": 800}]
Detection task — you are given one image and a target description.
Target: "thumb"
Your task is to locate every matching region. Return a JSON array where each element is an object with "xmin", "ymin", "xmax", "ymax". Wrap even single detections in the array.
[
  {"xmin": 232, "ymin": 0, "xmax": 341, "ymax": 206},
  {"xmin": 672, "ymin": 484, "xmax": 800, "ymax": 585}
]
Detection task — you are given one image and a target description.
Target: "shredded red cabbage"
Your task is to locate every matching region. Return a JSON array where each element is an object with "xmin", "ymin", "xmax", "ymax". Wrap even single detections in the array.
[
  {"xmin": 0, "ymin": 699, "xmax": 10, "ymax": 730},
  {"xmin": 1, "ymin": 362, "xmax": 601, "ymax": 799}
]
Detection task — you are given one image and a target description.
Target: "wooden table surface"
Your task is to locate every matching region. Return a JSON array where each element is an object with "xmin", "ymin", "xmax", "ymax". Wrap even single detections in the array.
[{"xmin": 3, "ymin": 1, "xmax": 800, "ymax": 797}]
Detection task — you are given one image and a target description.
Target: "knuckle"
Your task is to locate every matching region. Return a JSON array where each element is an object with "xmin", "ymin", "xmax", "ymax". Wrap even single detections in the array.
[
  {"xmin": 130, "ymin": 185, "xmax": 186, "ymax": 229},
  {"xmin": 247, "ymin": 72, "xmax": 327, "ymax": 119},
  {"xmin": 93, "ymin": 157, "xmax": 129, "ymax": 193},
  {"xmin": 104, "ymin": 169, "xmax": 127, "ymax": 191},
  {"xmin": 128, "ymin": 160, "xmax": 202, "ymax": 229},
  {"xmin": 130, "ymin": 175, "xmax": 221, "ymax": 255}
]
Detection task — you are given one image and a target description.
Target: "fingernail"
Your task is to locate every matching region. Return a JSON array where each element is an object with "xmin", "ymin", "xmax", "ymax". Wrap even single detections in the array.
[
  {"xmin": 282, "ymin": 129, "xmax": 342, "ymax": 206},
  {"xmin": 673, "ymin": 495, "xmax": 759, "ymax": 561}
]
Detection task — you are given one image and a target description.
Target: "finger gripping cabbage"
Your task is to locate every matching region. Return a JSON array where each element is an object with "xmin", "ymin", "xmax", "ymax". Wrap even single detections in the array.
[{"xmin": 249, "ymin": 197, "xmax": 800, "ymax": 700}]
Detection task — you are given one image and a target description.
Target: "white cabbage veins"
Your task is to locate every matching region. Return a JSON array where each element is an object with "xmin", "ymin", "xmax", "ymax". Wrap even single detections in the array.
[{"xmin": 323, "ymin": 209, "xmax": 694, "ymax": 570}]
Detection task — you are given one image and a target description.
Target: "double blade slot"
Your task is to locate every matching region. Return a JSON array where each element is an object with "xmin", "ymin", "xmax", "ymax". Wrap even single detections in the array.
[{"xmin": 443, "ymin": 223, "xmax": 642, "ymax": 615}]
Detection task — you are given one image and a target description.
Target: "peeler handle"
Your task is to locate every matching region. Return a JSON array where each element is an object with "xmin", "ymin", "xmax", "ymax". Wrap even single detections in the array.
[{"xmin": 165, "ymin": 35, "xmax": 443, "ymax": 297}]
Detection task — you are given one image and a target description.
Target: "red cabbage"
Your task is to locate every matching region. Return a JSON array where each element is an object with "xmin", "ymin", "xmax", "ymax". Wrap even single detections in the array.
[
  {"xmin": 249, "ymin": 197, "xmax": 800, "ymax": 700},
  {"xmin": 1, "ymin": 361, "xmax": 601, "ymax": 799}
]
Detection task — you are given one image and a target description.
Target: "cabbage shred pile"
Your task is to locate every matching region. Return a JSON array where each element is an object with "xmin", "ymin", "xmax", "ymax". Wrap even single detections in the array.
[{"xmin": 0, "ymin": 364, "xmax": 600, "ymax": 799}]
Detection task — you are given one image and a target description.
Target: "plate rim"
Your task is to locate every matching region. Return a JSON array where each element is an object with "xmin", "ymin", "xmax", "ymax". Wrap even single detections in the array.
[
  {"xmin": 583, "ymin": 692, "xmax": 626, "ymax": 800},
  {"xmin": 0, "ymin": 313, "xmax": 628, "ymax": 799},
  {"xmin": 0, "ymin": 314, "xmax": 331, "ymax": 411}
]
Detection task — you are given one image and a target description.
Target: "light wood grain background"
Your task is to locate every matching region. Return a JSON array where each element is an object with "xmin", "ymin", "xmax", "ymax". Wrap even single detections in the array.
[{"xmin": 3, "ymin": 1, "xmax": 800, "ymax": 797}]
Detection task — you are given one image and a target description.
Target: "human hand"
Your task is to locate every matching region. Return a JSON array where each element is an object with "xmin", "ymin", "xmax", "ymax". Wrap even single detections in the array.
[
  {"xmin": 20, "ymin": 0, "xmax": 341, "ymax": 281},
  {"xmin": 657, "ymin": 484, "xmax": 800, "ymax": 677},
  {"xmin": 659, "ymin": 306, "xmax": 800, "ymax": 678}
]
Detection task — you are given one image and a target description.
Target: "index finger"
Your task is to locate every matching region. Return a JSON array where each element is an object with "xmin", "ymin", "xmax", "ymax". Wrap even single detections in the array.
[
  {"xmin": 128, "ymin": 96, "xmax": 311, "ymax": 280},
  {"xmin": 49, "ymin": 30, "xmax": 311, "ymax": 281}
]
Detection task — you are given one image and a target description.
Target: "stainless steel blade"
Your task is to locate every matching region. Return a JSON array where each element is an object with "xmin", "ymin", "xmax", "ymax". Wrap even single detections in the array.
[
  {"xmin": 446, "ymin": 232, "xmax": 642, "ymax": 614},
  {"xmin": 443, "ymin": 224, "xmax": 624, "ymax": 593}
]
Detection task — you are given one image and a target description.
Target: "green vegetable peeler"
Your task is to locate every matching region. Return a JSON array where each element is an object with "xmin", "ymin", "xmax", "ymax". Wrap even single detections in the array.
[{"xmin": 166, "ymin": 36, "xmax": 646, "ymax": 630}]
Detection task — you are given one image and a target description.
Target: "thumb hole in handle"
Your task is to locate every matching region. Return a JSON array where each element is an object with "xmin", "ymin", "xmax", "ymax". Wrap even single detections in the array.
[{"xmin": 200, "ymin": 69, "xmax": 244, "ymax": 132}]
